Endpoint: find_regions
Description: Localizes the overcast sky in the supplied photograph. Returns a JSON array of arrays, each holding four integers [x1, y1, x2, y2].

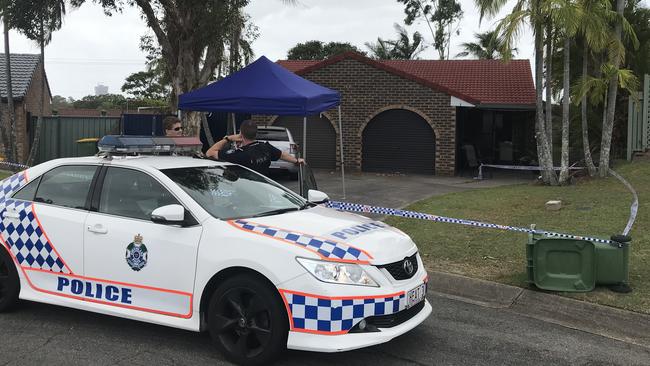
[[4, 0, 550, 98]]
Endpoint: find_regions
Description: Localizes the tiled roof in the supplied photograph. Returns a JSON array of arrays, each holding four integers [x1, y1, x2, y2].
[[277, 53, 535, 107], [0, 53, 43, 99]]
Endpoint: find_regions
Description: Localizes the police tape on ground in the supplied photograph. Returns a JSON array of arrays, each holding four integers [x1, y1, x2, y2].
[[324, 201, 628, 247]]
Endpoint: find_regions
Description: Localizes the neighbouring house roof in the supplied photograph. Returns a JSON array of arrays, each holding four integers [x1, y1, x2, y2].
[[0, 53, 51, 100], [277, 52, 536, 108], [55, 108, 161, 117], [55, 108, 123, 117]]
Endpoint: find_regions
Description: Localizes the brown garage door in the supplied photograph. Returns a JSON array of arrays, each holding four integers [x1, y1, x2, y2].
[[362, 109, 436, 174], [273, 115, 336, 169]]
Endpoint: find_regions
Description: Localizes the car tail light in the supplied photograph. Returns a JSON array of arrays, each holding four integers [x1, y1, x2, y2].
[[290, 143, 298, 154]]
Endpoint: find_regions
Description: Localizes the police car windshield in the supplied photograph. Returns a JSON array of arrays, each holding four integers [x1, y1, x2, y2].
[[162, 165, 306, 220]]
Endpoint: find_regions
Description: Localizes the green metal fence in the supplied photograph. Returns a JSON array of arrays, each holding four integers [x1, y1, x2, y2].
[[30, 116, 121, 164], [627, 74, 650, 161]]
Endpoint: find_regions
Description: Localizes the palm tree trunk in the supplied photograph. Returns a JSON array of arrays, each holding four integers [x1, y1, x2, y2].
[[535, 20, 558, 185], [26, 20, 44, 166], [545, 22, 553, 162], [598, 0, 624, 177], [581, 46, 597, 176], [2, 15, 16, 166], [559, 37, 571, 184]]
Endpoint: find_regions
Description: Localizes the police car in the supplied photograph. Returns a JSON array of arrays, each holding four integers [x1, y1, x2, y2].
[[0, 136, 431, 365]]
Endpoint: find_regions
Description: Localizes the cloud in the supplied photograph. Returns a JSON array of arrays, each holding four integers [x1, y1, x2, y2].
[[4, 0, 536, 99]]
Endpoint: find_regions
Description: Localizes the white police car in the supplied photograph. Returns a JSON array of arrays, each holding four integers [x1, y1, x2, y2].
[[0, 136, 431, 365]]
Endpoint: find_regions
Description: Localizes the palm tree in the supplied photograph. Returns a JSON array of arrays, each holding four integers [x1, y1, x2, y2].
[[574, 0, 616, 176], [456, 30, 514, 59], [477, 0, 558, 185], [574, 64, 639, 138], [392, 24, 427, 59], [553, 0, 582, 184], [366, 24, 427, 60], [567, 0, 637, 177], [599, 0, 629, 177]]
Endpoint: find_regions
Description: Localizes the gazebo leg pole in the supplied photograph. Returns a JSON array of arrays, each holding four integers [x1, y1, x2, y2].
[[338, 106, 346, 199], [303, 116, 307, 161]]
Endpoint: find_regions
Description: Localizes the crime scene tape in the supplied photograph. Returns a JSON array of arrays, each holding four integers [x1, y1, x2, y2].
[[477, 163, 585, 180], [324, 200, 628, 248], [0, 161, 30, 170]]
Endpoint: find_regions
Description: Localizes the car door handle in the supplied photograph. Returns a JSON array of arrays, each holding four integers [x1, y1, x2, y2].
[[3, 211, 20, 219], [87, 224, 108, 234]]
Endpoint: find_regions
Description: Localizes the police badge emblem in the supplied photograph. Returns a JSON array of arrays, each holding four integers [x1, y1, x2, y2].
[[125, 234, 148, 271]]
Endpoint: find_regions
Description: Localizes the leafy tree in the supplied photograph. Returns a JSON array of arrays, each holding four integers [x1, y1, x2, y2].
[[287, 41, 365, 60], [456, 30, 514, 59], [51, 95, 73, 110], [4, 0, 68, 165], [121, 36, 171, 101], [397, 0, 463, 59], [71, 93, 168, 111], [74, 0, 251, 135], [366, 24, 427, 60], [121, 70, 169, 100]]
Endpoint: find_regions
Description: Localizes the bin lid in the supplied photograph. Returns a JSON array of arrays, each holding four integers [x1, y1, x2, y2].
[[77, 138, 100, 143], [533, 239, 596, 292]]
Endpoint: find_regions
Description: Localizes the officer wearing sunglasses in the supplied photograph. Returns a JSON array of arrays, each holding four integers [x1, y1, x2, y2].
[[164, 116, 183, 136]]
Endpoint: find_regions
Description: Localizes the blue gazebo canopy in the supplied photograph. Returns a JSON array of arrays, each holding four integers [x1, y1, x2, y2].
[[178, 56, 340, 116]]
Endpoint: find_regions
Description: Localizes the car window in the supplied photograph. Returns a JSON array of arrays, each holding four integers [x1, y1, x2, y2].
[[257, 129, 289, 141], [99, 167, 180, 221], [12, 176, 41, 201], [162, 165, 306, 220], [33, 166, 97, 209]]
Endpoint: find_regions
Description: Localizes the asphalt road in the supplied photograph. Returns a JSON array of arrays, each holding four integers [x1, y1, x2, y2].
[[1, 293, 648, 366]]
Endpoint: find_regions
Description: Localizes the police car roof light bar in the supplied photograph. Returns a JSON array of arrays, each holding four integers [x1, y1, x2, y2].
[[98, 135, 202, 155]]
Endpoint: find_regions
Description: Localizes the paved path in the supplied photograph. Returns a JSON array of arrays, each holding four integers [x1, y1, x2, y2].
[[1, 292, 648, 365]]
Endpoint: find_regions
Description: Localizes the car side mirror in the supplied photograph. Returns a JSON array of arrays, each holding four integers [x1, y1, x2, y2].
[[151, 204, 185, 225], [308, 189, 329, 204]]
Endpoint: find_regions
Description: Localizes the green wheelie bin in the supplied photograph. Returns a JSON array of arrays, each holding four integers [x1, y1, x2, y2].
[[526, 233, 631, 292]]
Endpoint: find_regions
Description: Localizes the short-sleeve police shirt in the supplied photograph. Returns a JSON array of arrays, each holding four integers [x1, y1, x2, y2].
[[220, 141, 282, 176]]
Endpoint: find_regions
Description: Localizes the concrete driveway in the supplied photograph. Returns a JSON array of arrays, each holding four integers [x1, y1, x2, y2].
[[275, 169, 533, 209]]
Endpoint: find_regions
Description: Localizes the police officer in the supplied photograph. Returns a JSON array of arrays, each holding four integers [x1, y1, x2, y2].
[[206, 120, 304, 176]]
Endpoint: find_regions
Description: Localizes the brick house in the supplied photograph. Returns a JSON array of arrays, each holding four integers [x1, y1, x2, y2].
[[0, 53, 52, 161], [260, 52, 535, 176]]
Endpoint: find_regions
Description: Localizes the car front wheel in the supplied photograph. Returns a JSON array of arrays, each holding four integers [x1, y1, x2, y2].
[[0, 246, 20, 312], [208, 274, 288, 366]]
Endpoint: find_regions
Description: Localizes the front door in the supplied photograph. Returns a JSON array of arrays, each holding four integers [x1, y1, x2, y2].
[[83, 167, 202, 319]]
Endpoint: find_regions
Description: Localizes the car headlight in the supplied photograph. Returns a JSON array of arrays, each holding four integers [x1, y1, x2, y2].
[[296, 258, 379, 287]]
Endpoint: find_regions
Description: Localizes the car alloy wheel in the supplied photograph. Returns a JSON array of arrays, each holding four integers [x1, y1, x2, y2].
[[208, 274, 288, 366]]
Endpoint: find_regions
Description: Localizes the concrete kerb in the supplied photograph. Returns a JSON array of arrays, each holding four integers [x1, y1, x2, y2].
[[428, 270, 650, 349]]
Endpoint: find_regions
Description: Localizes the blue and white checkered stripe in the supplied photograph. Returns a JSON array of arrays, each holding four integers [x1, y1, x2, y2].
[[0, 171, 27, 204], [281, 290, 405, 334], [0, 172, 71, 274], [231, 219, 372, 263], [324, 201, 619, 246]]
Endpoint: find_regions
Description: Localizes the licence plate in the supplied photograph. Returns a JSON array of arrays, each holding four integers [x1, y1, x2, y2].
[[406, 283, 426, 308]]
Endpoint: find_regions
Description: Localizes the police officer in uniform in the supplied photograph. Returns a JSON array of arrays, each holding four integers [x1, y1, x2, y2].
[[206, 120, 304, 176]]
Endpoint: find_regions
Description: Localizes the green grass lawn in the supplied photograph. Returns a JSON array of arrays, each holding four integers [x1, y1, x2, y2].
[[387, 160, 650, 314]]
